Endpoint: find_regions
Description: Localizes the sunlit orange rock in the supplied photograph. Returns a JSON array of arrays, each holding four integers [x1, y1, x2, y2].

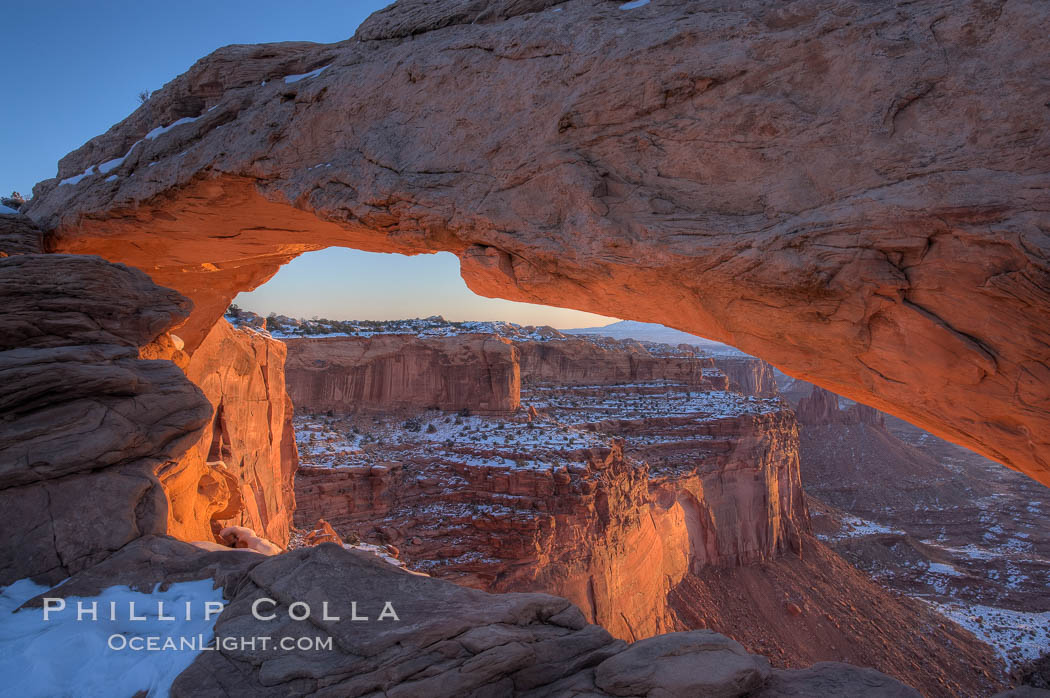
[[26, 0, 1048, 486], [163, 319, 297, 546]]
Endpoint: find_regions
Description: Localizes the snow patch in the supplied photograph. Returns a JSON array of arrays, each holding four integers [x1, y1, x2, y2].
[[0, 578, 225, 697], [59, 167, 95, 186], [145, 116, 200, 141], [922, 600, 1050, 667], [619, 0, 650, 8], [0, 204, 18, 214], [284, 64, 330, 84]]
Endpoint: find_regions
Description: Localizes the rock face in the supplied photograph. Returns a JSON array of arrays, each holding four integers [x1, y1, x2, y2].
[[289, 338, 807, 642], [284, 334, 520, 413], [295, 438, 691, 641], [13, 536, 919, 698], [713, 356, 781, 398], [25, 0, 1050, 487], [515, 335, 727, 389], [0, 215, 212, 585], [164, 319, 297, 547], [597, 408, 808, 570], [797, 385, 884, 427]]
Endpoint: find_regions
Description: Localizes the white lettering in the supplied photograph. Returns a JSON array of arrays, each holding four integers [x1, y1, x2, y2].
[[252, 597, 277, 621], [378, 602, 399, 621], [42, 598, 65, 621], [321, 601, 339, 621], [288, 601, 310, 621], [204, 601, 225, 620], [76, 601, 97, 621]]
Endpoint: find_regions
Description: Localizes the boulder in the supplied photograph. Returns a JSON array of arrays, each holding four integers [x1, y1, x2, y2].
[[594, 630, 771, 697], [0, 252, 210, 585]]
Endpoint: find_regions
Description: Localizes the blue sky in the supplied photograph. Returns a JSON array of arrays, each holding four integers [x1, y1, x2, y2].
[[1, 0, 616, 328]]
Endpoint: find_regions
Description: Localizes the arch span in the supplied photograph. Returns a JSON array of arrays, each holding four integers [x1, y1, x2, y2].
[[28, 0, 1050, 485]]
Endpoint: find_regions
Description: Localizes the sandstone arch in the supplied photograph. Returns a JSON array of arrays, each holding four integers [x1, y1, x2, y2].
[[27, 0, 1050, 486]]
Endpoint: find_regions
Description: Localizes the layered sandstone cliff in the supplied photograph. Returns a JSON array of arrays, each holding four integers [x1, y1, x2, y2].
[[295, 434, 688, 641], [291, 363, 807, 642], [163, 318, 297, 547], [0, 214, 211, 585], [515, 335, 726, 389], [285, 334, 520, 413], [714, 356, 781, 398]]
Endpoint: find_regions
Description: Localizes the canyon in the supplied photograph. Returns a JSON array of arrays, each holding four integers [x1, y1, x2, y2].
[[282, 316, 1004, 696], [1, 0, 1047, 695], [788, 381, 1050, 671]]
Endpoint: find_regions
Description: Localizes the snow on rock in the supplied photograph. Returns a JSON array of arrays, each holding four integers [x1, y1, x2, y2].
[[619, 0, 650, 8], [343, 542, 428, 576], [817, 513, 903, 542], [59, 167, 96, 187], [922, 600, 1050, 667], [0, 577, 225, 697], [0, 204, 19, 214], [144, 116, 200, 141], [284, 64, 330, 83]]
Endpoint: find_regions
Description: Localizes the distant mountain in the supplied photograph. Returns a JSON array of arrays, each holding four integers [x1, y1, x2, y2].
[[562, 320, 745, 355]]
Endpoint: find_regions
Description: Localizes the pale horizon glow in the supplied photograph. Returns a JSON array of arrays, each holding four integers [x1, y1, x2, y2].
[[234, 249, 621, 329]]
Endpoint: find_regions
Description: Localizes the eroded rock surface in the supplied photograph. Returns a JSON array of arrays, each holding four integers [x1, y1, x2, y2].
[[164, 318, 297, 547], [0, 218, 211, 585], [26, 0, 1050, 486], [161, 542, 924, 698], [285, 334, 521, 414]]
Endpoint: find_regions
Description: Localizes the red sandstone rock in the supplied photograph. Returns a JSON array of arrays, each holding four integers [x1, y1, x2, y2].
[[292, 367, 806, 641], [164, 319, 296, 546], [302, 518, 345, 546], [24, 0, 1050, 486], [796, 385, 884, 427], [516, 336, 726, 388], [713, 356, 781, 398], [285, 334, 521, 414], [218, 525, 282, 555]]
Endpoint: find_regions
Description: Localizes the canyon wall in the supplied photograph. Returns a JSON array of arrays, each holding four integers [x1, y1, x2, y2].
[[284, 334, 520, 414], [515, 336, 726, 388], [291, 361, 807, 641], [796, 385, 884, 427], [163, 319, 297, 547], [296, 442, 691, 641], [619, 409, 807, 569], [713, 356, 781, 398]]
